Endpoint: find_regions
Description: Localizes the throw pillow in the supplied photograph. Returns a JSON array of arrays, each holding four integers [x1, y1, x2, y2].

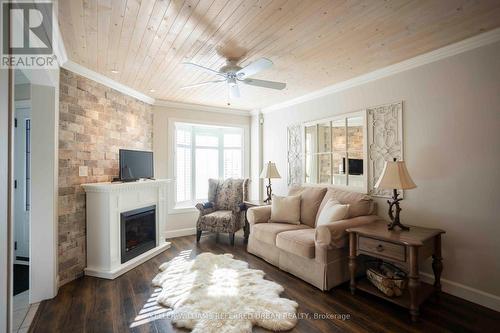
[[288, 186, 327, 227], [270, 195, 301, 224], [316, 199, 350, 226]]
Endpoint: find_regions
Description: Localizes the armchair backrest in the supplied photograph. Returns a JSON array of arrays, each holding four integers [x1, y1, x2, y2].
[[208, 178, 249, 210]]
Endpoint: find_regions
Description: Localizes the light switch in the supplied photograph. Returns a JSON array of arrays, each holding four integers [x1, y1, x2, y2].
[[79, 166, 88, 177]]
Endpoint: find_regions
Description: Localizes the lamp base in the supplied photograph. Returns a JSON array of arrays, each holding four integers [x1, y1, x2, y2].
[[387, 220, 410, 231], [264, 178, 272, 203], [386, 189, 410, 231]]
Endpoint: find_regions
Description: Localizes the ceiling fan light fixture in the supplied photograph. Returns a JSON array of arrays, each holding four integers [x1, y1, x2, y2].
[[181, 57, 286, 97]]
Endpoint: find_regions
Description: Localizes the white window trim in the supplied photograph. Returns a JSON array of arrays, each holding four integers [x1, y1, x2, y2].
[[167, 118, 250, 214]]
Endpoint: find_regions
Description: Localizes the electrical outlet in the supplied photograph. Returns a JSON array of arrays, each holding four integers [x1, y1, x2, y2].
[[79, 166, 88, 177]]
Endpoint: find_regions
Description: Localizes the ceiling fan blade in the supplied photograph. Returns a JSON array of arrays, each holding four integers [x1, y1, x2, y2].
[[182, 62, 224, 76], [229, 84, 240, 98], [242, 78, 286, 90], [236, 58, 273, 78], [180, 79, 225, 89]]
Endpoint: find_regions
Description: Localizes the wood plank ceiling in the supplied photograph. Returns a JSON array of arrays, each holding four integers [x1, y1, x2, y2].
[[59, 0, 500, 110]]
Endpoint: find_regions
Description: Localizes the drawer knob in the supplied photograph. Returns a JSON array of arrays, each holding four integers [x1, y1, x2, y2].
[[376, 244, 384, 252]]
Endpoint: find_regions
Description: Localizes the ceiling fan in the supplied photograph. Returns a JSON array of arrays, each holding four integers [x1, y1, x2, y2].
[[180, 58, 286, 98]]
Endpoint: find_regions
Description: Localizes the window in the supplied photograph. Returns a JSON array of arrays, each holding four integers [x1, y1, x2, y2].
[[304, 111, 366, 192], [175, 122, 244, 207]]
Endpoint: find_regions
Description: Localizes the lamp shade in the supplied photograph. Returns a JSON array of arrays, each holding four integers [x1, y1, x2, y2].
[[375, 160, 416, 190], [260, 161, 281, 179]]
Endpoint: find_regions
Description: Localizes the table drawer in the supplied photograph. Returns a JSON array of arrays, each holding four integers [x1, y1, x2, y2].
[[358, 236, 406, 261]]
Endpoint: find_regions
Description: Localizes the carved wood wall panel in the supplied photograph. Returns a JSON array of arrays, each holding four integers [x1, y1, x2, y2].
[[287, 124, 303, 186], [367, 102, 404, 198]]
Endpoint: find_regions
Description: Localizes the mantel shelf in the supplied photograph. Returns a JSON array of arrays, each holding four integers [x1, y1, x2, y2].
[[82, 179, 172, 193]]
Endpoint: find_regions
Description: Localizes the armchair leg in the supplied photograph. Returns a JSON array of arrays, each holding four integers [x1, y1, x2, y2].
[[229, 232, 235, 246], [196, 229, 202, 243]]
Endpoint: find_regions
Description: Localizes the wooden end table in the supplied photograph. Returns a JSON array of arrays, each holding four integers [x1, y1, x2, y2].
[[346, 221, 445, 322], [243, 200, 269, 243]]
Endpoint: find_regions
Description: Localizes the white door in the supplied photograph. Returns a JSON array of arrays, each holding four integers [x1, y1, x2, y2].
[[14, 107, 31, 260]]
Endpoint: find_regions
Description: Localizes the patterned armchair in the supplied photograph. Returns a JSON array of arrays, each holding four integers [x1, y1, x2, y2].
[[195, 178, 250, 245]]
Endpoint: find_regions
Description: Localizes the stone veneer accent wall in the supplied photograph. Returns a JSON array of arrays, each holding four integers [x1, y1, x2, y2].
[[58, 68, 153, 285]]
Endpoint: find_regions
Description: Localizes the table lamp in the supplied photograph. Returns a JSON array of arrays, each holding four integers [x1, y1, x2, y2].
[[375, 158, 416, 231], [260, 161, 281, 203]]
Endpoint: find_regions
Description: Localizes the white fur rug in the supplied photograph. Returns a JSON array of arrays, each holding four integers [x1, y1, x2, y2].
[[152, 252, 298, 333]]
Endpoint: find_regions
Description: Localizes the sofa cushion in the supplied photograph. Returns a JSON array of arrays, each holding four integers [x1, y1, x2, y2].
[[252, 222, 310, 245], [317, 187, 374, 223], [276, 229, 316, 259], [198, 210, 237, 233], [270, 195, 301, 224], [288, 186, 327, 227], [204, 210, 232, 220]]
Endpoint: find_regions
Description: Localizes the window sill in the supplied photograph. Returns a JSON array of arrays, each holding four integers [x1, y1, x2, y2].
[[169, 205, 197, 215]]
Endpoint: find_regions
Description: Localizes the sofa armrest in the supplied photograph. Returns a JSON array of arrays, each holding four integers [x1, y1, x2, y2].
[[315, 215, 381, 249], [246, 206, 271, 225]]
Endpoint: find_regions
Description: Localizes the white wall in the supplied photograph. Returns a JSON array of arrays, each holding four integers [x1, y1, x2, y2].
[[250, 112, 263, 201], [153, 106, 251, 237], [261, 41, 500, 310], [30, 82, 59, 302], [14, 83, 30, 101]]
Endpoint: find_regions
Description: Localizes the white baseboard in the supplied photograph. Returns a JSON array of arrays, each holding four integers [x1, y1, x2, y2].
[[165, 228, 197, 239], [420, 272, 500, 312]]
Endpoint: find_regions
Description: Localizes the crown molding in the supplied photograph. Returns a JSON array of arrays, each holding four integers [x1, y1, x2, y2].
[[250, 109, 262, 116], [61, 60, 155, 105], [262, 28, 500, 114], [154, 99, 251, 116]]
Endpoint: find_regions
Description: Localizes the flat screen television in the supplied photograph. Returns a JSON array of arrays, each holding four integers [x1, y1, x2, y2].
[[119, 149, 154, 181], [342, 158, 363, 175]]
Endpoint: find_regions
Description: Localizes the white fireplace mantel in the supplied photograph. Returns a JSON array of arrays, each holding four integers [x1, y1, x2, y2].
[[82, 179, 172, 279]]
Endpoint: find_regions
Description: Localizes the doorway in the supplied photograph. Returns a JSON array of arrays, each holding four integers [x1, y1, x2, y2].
[[2, 66, 59, 332], [13, 106, 30, 294]]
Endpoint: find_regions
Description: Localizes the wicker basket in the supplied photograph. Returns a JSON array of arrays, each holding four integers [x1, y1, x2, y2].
[[366, 261, 407, 297]]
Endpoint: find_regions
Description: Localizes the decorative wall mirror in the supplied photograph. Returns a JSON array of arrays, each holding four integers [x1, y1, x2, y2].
[[287, 101, 403, 197], [303, 110, 367, 192]]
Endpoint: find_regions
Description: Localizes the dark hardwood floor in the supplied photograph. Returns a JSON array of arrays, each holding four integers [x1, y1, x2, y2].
[[30, 233, 500, 333]]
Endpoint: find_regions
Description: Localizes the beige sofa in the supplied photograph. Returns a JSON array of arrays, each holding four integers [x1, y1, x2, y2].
[[246, 185, 381, 291]]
